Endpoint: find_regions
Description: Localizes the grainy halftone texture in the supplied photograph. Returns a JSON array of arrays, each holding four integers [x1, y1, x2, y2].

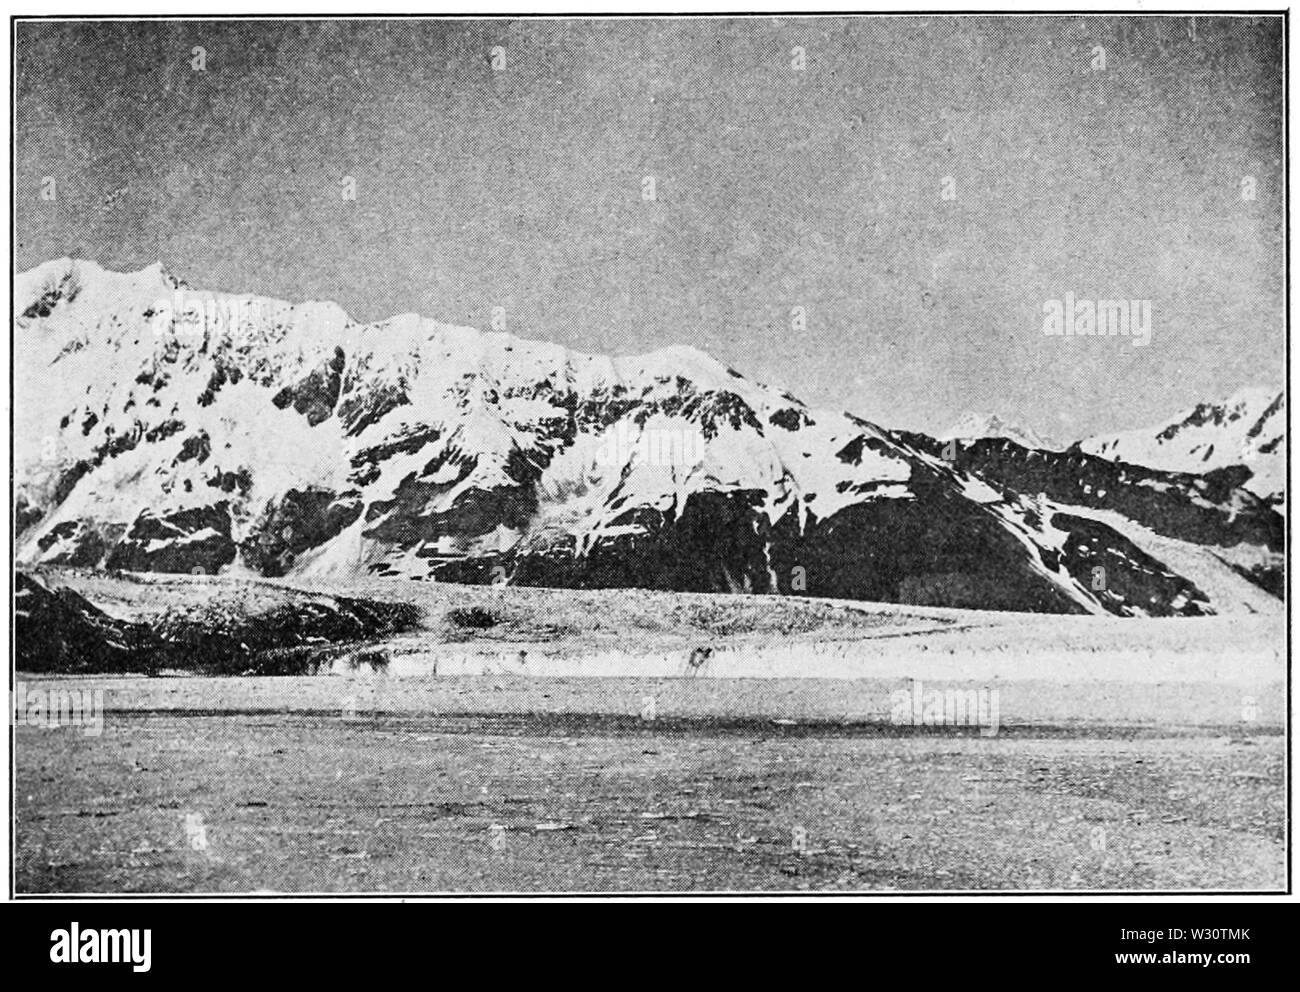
[[11, 16, 1286, 896]]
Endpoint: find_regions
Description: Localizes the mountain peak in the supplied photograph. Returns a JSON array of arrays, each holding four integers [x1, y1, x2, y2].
[[938, 411, 1061, 451]]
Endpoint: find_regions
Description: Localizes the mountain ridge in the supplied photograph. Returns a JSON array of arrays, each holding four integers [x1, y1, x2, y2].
[[938, 411, 1063, 452], [14, 259, 1285, 618], [1079, 386, 1285, 510]]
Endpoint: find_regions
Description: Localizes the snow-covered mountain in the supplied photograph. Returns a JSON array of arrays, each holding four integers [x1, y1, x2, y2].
[[14, 259, 1284, 617], [939, 412, 1063, 452], [1080, 387, 1285, 510]]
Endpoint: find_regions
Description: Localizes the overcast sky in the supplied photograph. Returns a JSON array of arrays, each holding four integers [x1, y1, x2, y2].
[[15, 16, 1284, 437]]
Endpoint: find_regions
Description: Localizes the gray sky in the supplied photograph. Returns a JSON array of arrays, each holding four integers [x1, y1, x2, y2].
[[15, 15, 1285, 437]]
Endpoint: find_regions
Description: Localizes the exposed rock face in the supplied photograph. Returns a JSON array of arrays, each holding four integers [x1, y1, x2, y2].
[[14, 571, 152, 673], [241, 488, 363, 577], [14, 571, 420, 675], [14, 259, 1285, 617], [897, 433, 1282, 551], [105, 503, 237, 575]]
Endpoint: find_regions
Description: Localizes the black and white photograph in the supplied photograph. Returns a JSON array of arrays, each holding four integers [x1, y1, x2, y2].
[[6, 8, 1289, 900]]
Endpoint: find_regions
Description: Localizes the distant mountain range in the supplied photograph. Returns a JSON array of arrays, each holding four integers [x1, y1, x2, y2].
[[939, 412, 1064, 453], [13, 259, 1285, 617]]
